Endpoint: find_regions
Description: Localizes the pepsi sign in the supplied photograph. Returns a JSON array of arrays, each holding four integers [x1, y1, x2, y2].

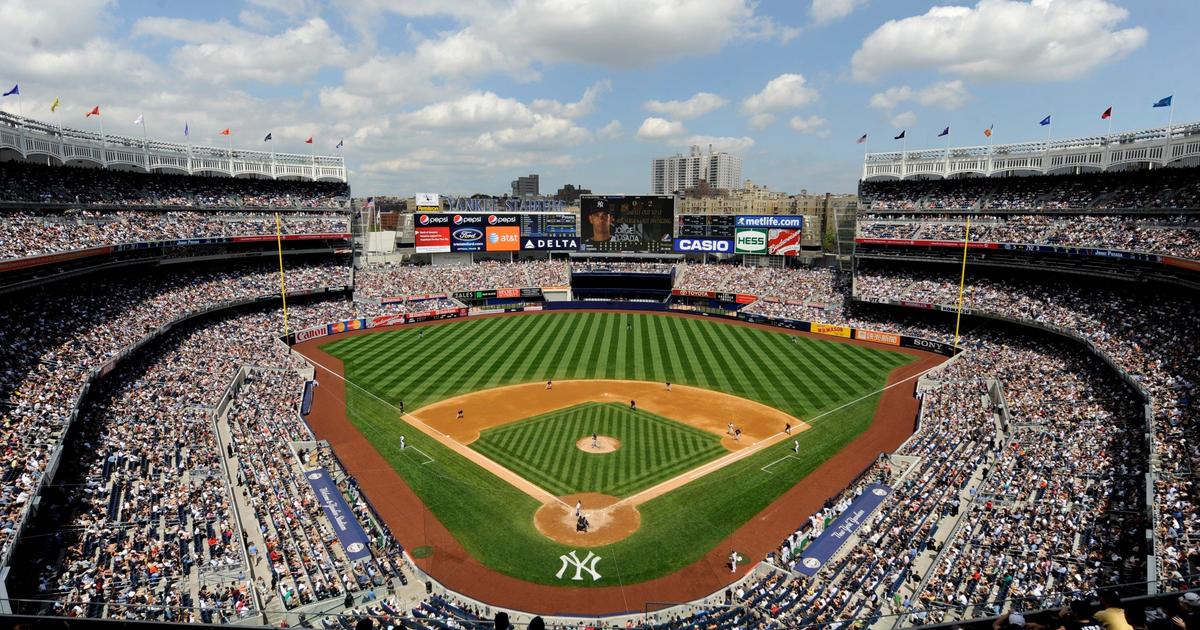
[[452, 214, 485, 226], [417, 213, 451, 226], [673, 238, 733, 253], [486, 213, 520, 226]]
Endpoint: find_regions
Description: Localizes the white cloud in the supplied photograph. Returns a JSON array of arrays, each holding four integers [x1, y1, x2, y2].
[[532, 80, 611, 119], [890, 111, 917, 129], [741, 73, 819, 116], [401, 92, 537, 129], [598, 120, 623, 139], [788, 115, 830, 137], [134, 17, 351, 84], [869, 80, 970, 111], [851, 0, 1147, 81], [644, 92, 728, 120], [636, 117, 687, 140], [748, 113, 776, 131], [680, 135, 756, 154], [810, 0, 868, 25]]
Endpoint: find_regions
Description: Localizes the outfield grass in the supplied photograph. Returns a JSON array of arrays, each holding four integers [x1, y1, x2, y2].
[[471, 402, 727, 497], [324, 312, 915, 586]]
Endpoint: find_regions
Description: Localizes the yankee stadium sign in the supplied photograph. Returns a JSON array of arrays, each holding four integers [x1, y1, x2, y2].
[[443, 196, 568, 213]]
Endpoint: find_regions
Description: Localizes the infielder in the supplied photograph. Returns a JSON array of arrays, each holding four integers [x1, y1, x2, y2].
[[399, 435, 406, 450]]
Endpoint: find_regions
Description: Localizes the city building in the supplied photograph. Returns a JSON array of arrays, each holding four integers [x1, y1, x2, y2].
[[553, 184, 591, 204], [511, 174, 539, 198], [651, 145, 742, 195]]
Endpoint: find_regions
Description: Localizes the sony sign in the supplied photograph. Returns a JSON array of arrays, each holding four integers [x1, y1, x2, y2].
[[673, 238, 733, 253]]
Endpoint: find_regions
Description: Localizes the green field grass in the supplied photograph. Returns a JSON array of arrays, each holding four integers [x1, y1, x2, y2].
[[471, 402, 727, 497], [323, 312, 915, 586]]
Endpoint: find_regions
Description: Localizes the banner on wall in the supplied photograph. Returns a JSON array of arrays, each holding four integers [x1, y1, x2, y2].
[[304, 468, 373, 562], [811, 322, 852, 338], [794, 484, 891, 576]]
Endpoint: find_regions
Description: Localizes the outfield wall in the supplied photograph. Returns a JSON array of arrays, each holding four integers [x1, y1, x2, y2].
[[285, 299, 960, 357]]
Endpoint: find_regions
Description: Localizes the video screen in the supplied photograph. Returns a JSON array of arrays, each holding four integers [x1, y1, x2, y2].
[[579, 195, 674, 253]]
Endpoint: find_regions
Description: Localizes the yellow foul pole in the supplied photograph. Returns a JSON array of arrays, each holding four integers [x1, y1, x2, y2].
[[952, 216, 971, 352], [275, 212, 290, 337]]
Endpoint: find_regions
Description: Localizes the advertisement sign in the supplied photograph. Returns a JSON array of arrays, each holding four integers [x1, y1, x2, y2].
[[520, 287, 543, 298], [811, 322, 852, 338], [901, 336, 956, 356], [451, 226, 485, 252], [370, 314, 407, 328], [794, 484, 891, 576], [305, 468, 373, 562], [295, 326, 330, 343], [673, 237, 734, 253], [673, 289, 717, 299], [415, 214, 452, 253], [855, 329, 901, 346], [855, 238, 999, 249], [734, 228, 768, 254], [579, 195, 675, 253], [520, 213, 577, 238], [486, 226, 521, 251], [496, 288, 521, 299], [415, 193, 440, 211], [522, 236, 580, 251], [735, 215, 804, 230], [767, 229, 802, 256], [329, 319, 366, 334]]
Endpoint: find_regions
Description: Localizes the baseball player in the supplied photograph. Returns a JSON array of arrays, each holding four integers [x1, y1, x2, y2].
[[793, 440, 800, 454], [727, 422, 734, 436], [456, 409, 464, 420], [734, 428, 741, 441], [784, 422, 792, 435], [730, 550, 738, 573], [399, 435, 406, 450], [575, 500, 582, 518], [665, 381, 671, 392], [630, 400, 636, 411], [592, 432, 599, 449], [546, 380, 553, 390]]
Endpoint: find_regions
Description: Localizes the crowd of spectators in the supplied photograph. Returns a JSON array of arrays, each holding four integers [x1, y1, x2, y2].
[[673, 263, 843, 321], [860, 166, 1200, 211], [354, 261, 569, 299], [0, 161, 349, 209], [0, 259, 349, 575], [570, 261, 674, 273], [856, 213, 1200, 259], [854, 263, 1199, 595], [0, 210, 349, 259]]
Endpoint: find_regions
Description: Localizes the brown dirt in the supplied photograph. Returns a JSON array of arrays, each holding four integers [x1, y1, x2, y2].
[[414, 379, 804, 451], [576, 436, 620, 454], [294, 309, 945, 616], [534, 493, 640, 548]]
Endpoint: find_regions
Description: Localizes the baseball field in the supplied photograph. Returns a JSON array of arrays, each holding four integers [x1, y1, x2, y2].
[[305, 311, 920, 593]]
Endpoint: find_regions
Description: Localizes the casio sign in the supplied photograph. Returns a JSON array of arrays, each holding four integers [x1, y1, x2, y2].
[[454, 228, 482, 241], [675, 238, 732, 253]]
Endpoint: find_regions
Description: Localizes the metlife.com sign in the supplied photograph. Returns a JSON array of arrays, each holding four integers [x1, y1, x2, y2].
[[734, 215, 804, 230]]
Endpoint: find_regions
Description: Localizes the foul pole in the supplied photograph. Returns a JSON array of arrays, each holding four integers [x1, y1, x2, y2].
[[952, 216, 972, 352], [275, 213, 290, 337]]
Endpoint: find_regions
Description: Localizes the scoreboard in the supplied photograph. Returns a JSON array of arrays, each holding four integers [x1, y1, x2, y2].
[[520, 213, 577, 238], [680, 214, 735, 238]]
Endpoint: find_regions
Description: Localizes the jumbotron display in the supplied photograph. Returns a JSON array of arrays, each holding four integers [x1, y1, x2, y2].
[[579, 195, 675, 253]]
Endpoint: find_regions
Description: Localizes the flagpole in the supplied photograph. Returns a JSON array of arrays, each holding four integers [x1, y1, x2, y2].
[[275, 212, 290, 337], [55, 106, 64, 167], [1167, 101, 1175, 139], [98, 114, 107, 167]]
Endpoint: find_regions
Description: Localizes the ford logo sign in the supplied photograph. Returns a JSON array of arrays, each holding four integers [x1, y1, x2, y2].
[[454, 228, 482, 241]]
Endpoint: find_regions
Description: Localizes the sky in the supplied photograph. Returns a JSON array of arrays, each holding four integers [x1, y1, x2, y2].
[[0, 0, 1195, 197]]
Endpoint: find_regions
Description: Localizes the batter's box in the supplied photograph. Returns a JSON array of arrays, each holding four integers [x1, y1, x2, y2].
[[404, 446, 435, 466], [761, 455, 803, 475]]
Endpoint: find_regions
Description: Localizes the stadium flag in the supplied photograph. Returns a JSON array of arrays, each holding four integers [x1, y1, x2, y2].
[[1039, 115, 1051, 126], [264, 132, 272, 142], [1101, 106, 1112, 120], [50, 96, 60, 112], [937, 126, 949, 137], [2, 84, 17, 97], [1153, 95, 1173, 108], [184, 122, 189, 137], [893, 130, 905, 140], [86, 106, 100, 117], [983, 124, 993, 137], [336, 139, 344, 149], [856, 133, 867, 144], [305, 136, 313, 144], [133, 114, 143, 125], [219, 128, 231, 136]]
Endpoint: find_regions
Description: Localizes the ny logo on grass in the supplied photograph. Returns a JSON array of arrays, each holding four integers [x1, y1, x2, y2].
[[556, 550, 602, 581]]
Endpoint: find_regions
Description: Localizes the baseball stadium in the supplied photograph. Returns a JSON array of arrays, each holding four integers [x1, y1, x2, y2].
[[0, 2, 1198, 629]]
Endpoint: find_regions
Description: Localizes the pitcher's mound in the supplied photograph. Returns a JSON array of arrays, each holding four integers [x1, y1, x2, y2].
[[534, 492, 641, 546], [576, 435, 620, 453]]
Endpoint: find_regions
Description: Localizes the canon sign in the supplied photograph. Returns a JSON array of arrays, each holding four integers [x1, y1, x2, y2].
[[673, 238, 733, 253]]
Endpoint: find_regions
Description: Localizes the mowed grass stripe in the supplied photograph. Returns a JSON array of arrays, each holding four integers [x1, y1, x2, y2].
[[471, 402, 726, 497]]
